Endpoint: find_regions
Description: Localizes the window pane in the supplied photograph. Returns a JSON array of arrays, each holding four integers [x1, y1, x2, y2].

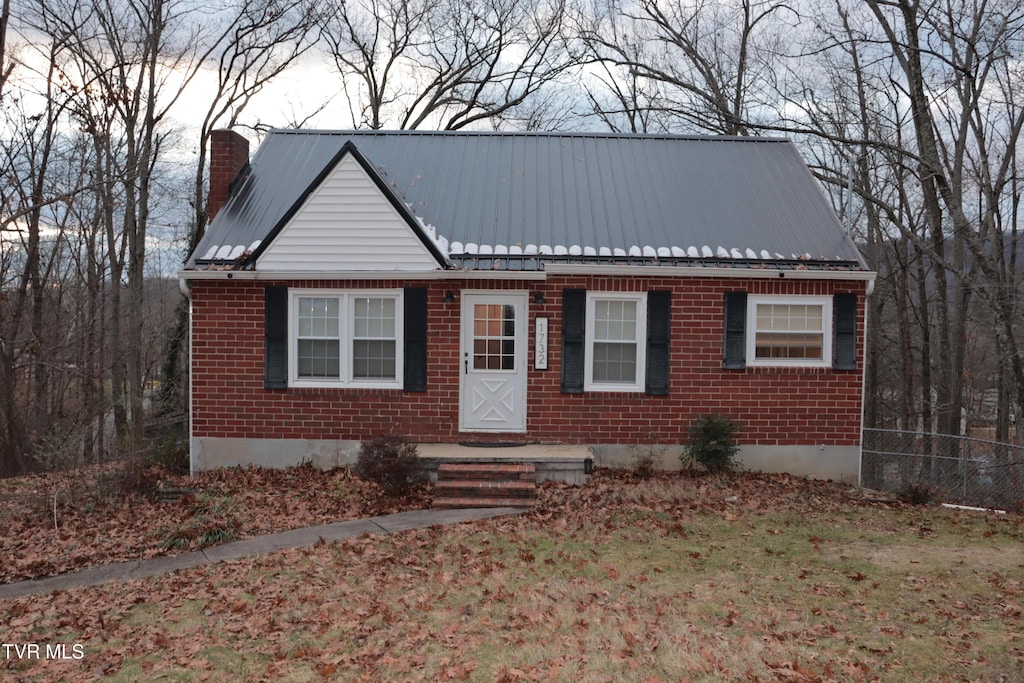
[[592, 342, 637, 383], [298, 339, 340, 378], [754, 302, 824, 360], [354, 297, 396, 339], [298, 297, 338, 337], [594, 300, 637, 341], [353, 339, 396, 379]]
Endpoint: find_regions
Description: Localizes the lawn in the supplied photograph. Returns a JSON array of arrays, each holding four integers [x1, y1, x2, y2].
[[2, 468, 1022, 682], [0, 462, 429, 583]]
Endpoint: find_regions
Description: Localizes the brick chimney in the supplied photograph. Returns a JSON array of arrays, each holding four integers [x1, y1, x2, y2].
[[208, 129, 250, 223]]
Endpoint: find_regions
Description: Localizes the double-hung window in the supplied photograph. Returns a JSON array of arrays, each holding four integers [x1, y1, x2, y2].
[[297, 297, 342, 379], [291, 290, 403, 387], [584, 292, 647, 391], [746, 295, 832, 367]]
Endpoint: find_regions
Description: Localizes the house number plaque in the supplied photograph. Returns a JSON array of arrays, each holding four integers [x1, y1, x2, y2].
[[535, 317, 548, 370]]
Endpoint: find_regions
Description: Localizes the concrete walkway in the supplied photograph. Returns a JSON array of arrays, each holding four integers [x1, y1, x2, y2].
[[0, 507, 527, 600]]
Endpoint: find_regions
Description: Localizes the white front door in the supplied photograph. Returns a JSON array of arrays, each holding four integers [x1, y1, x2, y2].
[[460, 292, 528, 432]]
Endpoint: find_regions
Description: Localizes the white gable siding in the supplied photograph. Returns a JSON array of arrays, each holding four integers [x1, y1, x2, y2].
[[256, 154, 440, 271]]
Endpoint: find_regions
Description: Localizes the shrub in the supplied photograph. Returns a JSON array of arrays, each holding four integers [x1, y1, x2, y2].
[[899, 481, 936, 505], [161, 493, 240, 550], [682, 414, 741, 474], [163, 523, 238, 550], [150, 438, 189, 476], [354, 434, 427, 496]]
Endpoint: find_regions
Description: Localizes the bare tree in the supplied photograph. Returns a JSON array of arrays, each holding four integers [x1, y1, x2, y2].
[[33, 0, 179, 448], [857, 0, 1024, 442], [320, 0, 578, 130], [575, 0, 794, 135], [0, 25, 82, 474], [189, 0, 319, 242], [0, 0, 13, 95], [0, 0, 321, 474], [160, 0, 319, 415], [777, 0, 1024, 448]]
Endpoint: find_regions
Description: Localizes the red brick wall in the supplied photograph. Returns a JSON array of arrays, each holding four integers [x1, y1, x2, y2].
[[190, 274, 866, 447]]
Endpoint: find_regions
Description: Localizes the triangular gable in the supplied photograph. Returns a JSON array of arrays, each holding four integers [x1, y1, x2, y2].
[[254, 141, 448, 271]]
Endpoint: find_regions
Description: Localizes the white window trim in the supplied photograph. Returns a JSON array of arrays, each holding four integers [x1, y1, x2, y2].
[[746, 295, 832, 368], [288, 289, 404, 388], [584, 291, 647, 392]]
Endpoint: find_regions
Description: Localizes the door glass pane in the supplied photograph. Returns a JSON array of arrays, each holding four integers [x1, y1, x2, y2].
[[473, 302, 515, 370]]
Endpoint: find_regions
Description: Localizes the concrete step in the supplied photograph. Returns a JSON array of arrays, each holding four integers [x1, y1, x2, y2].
[[435, 479, 537, 498], [417, 444, 592, 486], [433, 496, 537, 509]]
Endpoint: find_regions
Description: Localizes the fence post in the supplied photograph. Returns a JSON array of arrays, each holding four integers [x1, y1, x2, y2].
[[962, 436, 968, 502]]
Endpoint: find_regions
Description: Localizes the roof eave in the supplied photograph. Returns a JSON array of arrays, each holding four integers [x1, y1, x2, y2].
[[177, 268, 546, 282], [543, 263, 876, 290], [179, 262, 876, 288]]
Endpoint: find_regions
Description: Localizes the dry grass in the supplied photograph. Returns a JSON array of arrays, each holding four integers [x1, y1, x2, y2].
[[0, 462, 430, 582], [2, 471, 1022, 682]]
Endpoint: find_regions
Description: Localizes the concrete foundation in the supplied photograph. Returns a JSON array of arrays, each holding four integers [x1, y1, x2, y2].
[[192, 437, 859, 485], [589, 443, 861, 484], [191, 437, 361, 472]]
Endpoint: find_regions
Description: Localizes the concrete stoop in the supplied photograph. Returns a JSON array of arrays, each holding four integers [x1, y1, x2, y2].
[[433, 463, 538, 509], [417, 443, 593, 486]]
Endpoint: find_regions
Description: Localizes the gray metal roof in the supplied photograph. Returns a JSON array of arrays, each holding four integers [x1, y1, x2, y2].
[[188, 130, 866, 270]]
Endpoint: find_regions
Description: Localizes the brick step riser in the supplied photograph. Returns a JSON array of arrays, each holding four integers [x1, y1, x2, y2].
[[435, 479, 536, 490], [435, 487, 536, 500], [437, 462, 535, 470], [437, 471, 536, 483], [433, 497, 536, 509], [436, 485, 536, 497], [433, 463, 538, 509], [437, 463, 534, 474]]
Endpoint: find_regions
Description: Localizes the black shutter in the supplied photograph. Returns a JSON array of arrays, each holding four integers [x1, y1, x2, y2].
[[561, 289, 586, 393], [403, 287, 428, 391], [264, 285, 288, 389], [645, 291, 671, 395], [722, 291, 747, 370], [833, 293, 857, 370]]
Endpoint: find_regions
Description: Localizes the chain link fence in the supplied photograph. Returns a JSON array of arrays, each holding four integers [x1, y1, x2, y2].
[[861, 429, 1023, 510]]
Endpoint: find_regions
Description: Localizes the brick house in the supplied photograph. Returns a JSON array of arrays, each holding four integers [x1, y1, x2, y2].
[[180, 130, 874, 482]]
